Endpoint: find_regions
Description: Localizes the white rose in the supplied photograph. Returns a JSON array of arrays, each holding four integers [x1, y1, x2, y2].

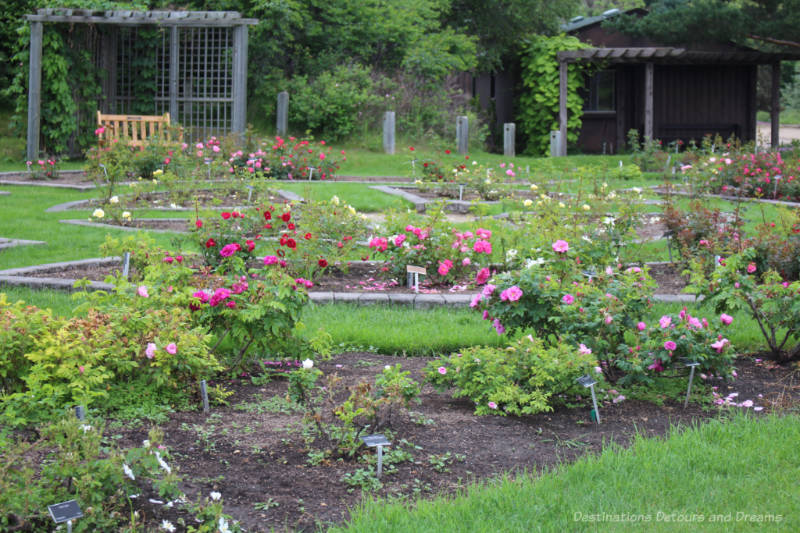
[[302, 359, 314, 369], [109, 195, 119, 204], [92, 208, 105, 218]]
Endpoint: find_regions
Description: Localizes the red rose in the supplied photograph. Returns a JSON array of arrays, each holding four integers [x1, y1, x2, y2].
[[195, 219, 202, 228], [205, 238, 216, 248], [246, 240, 255, 252], [318, 258, 328, 268], [264, 223, 272, 229], [287, 223, 295, 230], [409, 146, 415, 151], [264, 211, 272, 220], [221, 212, 231, 220], [281, 213, 291, 222], [445, 149, 451, 154], [305, 232, 312, 240], [287, 238, 297, 249]]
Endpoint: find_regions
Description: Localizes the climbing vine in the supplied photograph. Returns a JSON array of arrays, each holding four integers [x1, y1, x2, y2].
[[4, 0, 148, 157], [518, 34, 593, 156]]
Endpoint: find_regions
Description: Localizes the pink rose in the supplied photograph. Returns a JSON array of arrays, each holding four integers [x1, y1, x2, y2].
[[562, 293, 574, 304], [637, 321, 646, 331], [145, 343, 157, 359], [720, 313, 733, 325], [138, 285, 149, 298], [664, 340, 677, 351], [552, 240, 569, 253], [165, 343, 177, 355], [475, 268, 490, 285]]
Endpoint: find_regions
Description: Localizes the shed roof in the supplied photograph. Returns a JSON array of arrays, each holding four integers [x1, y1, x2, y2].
[[25, 8, 257, 26], [557, 46, 800, 64]]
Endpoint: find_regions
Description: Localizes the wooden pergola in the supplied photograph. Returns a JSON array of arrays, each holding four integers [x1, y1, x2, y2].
[[553, 46, 800, 156], [25, 8, 257, 159]]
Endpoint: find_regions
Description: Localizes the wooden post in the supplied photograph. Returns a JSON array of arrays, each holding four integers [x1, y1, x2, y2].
[[644, 62, 654, 140], [26, 21, 43, 161], [558, 60, 568, 156], [276, 91, 289, 136], [383, 111, 395, 154], [231, 24, 248, 134], [771, 61, 781, 148], [456, 115, 469, 154], [503, 123, 515, 157], [169, 26, 179, 121]]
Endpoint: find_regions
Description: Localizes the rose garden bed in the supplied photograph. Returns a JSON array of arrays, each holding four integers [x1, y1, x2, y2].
[[106, 351, 794, 532]]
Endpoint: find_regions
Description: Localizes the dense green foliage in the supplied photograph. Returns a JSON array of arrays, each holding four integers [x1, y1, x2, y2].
[[518, 34, 591, 155]]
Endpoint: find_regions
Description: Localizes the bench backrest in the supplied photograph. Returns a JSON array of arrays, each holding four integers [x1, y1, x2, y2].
[[96, 111, 172, 146]]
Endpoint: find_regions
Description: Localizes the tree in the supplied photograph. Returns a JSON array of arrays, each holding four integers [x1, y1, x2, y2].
[[610, 0, 800, 51], [445, 0, 581, 72]]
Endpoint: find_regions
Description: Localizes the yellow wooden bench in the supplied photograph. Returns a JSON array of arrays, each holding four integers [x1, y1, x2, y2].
[[96, 111, 173, 146]]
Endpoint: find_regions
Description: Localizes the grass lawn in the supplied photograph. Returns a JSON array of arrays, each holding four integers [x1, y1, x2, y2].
[[335, 413, 800, 533]]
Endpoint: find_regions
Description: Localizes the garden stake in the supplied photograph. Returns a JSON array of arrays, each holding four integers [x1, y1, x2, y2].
[[74, 405, 85, 421], [590, 384, 600, 424], [200, 380, 210, 413], [360, 434, 391, 479], [458, 184, 464, 201], [684, 361, 700, 409], [247, 185, 254, 203], [576, 375, 600, 424], [122, 252, 130, 279], [308, 167, 315, 181]]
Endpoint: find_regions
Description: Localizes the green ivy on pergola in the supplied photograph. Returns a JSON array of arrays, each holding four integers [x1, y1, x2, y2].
[[25, 8, 257, 159]]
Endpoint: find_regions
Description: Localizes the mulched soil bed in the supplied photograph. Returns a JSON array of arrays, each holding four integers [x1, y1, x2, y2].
[[0, 171, 93, 186], [109, 352, 798, 532]]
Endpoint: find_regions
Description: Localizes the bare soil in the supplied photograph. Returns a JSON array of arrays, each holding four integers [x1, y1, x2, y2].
[[0, 170, 93, 185], [110, 353, 798, 532]]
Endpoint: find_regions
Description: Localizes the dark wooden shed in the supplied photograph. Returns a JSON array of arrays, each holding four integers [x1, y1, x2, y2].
[[555, 10, 800, 155]]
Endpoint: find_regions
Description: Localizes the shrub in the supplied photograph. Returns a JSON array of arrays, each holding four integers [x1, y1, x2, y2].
[[0, 295, 58, 395], [287, 64, 382, 141], [426, 336, 597, 416], [691, 248, 800, 362], [369, 206, 495, 285]]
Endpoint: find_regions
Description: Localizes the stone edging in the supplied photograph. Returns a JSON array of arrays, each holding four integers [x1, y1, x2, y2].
[[59, 218, 190, 234], [0, 237, 46, 250], [371, 185, 500, 214], [46, 189, 303, 213], [0, 257, 119, 292], [650, 186, 800, 207], [0, 258, 700, 303]]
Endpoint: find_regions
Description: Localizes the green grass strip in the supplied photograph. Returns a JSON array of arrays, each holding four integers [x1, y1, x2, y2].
[[302, 303, 503, 355], [334, 413, 800, 533]]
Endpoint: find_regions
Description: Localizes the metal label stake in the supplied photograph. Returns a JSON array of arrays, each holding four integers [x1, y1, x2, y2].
[[577, 375, 600, 424], [406, 265, 426, 293], [308, 167, 315, 181], [247, 185, 254, 203], [75, 405, 86, 421], [683, 360, 701, 409], [48, 500, 82, 533], [200, 380, 210, 413], [122, 252, 130, 279], [459, 184, 464, 201], [360, 434, 391, 478]]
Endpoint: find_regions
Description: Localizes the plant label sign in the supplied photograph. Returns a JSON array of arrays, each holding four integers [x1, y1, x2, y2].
[[406, 265, 426, 293], [361, 434, 391, 478], [361, 434, 391, 447], [48, 500, 82, 523], [682, 360, 700, 409], [576, 374, 600, 424]]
